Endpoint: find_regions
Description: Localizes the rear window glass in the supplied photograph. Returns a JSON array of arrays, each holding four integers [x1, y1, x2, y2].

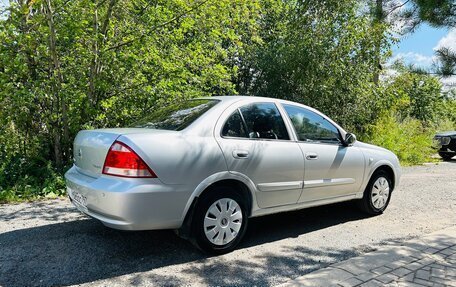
[[239, 103, 290, 140], [133, 99, 219, 130], [222, 110, 248, 138]]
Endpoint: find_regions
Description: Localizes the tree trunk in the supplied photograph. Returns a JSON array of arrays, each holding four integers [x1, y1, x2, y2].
[[373, 0, 383, 85], [87, 0, 116, 107], [44, 0, 68, 168], [88, 2, 99, 106]]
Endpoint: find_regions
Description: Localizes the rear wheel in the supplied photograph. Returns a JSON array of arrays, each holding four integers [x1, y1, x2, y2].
[[191, 186, 248, 254], [357, 170, 392, 215]]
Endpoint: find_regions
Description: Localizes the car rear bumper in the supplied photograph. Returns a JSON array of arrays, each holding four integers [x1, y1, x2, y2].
[[64, 166, 190, 230]]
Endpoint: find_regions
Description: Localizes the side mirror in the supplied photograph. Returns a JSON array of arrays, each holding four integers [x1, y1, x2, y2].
[[344, 133, 356, 146]]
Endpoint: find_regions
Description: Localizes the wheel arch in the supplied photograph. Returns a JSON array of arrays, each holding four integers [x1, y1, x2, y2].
[[357, 160, 399, 199], [372, 164, 396, 190], [199, 179, 253, 215], [176, 172, 256, 239]]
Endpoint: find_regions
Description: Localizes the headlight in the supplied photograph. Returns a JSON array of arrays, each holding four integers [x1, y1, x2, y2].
[[441, 137, 451, 145]]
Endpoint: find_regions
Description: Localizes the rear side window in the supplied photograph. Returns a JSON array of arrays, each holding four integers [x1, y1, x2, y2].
[[239, 103, 290, 140], [283, 104, 340, 143], [222, 110, 248, 138], [133, 99, 219, 131]]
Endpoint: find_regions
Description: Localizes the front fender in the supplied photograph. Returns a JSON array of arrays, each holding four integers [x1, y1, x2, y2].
[[357, 159, 401, 198]]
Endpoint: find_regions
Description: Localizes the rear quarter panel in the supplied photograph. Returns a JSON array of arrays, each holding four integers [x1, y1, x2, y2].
[[118, 132, 228, 186]]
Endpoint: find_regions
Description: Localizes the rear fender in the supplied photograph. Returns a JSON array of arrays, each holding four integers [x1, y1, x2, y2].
[[180, 171, 258, 222]]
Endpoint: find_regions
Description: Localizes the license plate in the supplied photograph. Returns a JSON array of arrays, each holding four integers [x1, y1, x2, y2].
[[68, 187, 88, 212]]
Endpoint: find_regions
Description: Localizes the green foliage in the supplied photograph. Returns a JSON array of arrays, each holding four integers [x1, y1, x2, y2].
[[441, 94, 456, 125], [0, 156, 66, 203], [366, 108, 456, 167], [0, 0, 262, 201], [380, 70, 444, 124], [0, 0, 455, 202], [399, 0, 456, 77], [235, 0, 392, 133], [365, 69, 455, 166], [411, 0, 455, 28], [366, 114, 434, 166]]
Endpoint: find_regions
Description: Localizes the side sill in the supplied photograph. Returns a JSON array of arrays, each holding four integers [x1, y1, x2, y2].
[[250, 193, 358, 218]]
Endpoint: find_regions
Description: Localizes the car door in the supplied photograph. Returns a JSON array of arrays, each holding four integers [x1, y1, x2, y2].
[[281, 104, 365, 202], [215, 101, 304, 208]]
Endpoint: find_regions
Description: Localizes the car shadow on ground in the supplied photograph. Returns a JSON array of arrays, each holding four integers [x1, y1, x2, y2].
[[444, 158, 456, 163], [0, 201, 372, 286]]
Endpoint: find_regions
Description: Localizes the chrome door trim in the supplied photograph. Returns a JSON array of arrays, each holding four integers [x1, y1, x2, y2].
[[257, 181, 304, 192], [304, 178, 356, 188]]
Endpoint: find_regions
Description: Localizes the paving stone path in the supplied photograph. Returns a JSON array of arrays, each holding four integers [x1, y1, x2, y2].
[[281, 226, 456, 287]]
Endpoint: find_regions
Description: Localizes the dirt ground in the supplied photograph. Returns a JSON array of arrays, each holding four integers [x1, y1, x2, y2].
[[0, 161, 455, 286]]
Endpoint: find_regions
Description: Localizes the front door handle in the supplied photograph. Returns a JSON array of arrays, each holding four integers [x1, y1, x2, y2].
[[306, 152, 318, 160], [233, 150, 249, 159]]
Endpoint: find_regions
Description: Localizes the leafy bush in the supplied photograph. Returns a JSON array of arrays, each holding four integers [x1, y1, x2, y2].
[[380, 70, 444, 124], [365, 113, 435, 166], [0, 156, 66, 203], [0, 0, 455, 203]]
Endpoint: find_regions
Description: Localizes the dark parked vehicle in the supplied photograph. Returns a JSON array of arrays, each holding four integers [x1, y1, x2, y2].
[[434, 131, 456, 160]]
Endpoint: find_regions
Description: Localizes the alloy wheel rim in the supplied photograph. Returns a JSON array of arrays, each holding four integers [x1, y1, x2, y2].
[[371, 177, 390, 209], [203, 198, 243, 246]]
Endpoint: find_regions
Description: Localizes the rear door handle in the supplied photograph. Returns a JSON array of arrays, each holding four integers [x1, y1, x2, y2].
[[233, 150, 249, 159], [306, 152, 318, 160]]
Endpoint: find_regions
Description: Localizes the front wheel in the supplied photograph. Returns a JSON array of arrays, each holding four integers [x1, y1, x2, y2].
[[191, 187, 248, 254], [357, 170, 393, 215], [439, 152, 454, 161]]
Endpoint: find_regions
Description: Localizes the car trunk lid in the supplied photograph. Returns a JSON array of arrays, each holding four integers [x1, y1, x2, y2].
[[73, 128, 158, 178]]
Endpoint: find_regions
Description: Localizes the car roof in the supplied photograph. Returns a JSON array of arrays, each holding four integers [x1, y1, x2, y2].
[[204, 95, 302, 106], [436, 131, 456, 136], [209, 95, 273, 102]]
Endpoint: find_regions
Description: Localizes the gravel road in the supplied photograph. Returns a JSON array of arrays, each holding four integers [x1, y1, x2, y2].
[[1, 161, 455, 287]]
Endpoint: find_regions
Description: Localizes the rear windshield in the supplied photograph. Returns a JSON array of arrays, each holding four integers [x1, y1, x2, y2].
[[132, 99, 219, 131]]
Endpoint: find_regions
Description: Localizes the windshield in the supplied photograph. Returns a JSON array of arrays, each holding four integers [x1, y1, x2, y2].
[[132, 99, 219, 131]]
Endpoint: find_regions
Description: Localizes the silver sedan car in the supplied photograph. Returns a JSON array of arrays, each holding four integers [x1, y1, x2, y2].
[[65, 96, 401, 253]]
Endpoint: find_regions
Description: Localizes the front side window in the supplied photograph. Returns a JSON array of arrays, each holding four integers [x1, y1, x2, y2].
[[133, 99, 219, 131], [239, 103, 290, 140], [283, 104, 340, 143]]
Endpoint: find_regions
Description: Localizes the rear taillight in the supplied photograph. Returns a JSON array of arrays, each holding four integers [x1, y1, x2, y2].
[[102, 141, 157, 178]]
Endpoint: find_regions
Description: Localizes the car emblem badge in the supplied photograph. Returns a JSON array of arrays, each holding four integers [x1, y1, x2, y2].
[[78, 148, 83, 158]]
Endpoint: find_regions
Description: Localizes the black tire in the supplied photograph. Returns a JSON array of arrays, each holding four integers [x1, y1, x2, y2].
[[357, 170, 393, 215], [439, 153, 454, 161], [191, 186, 248, 254]]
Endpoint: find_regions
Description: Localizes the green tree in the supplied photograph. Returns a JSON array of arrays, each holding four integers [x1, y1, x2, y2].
[[236, 0, 390, 132], [401, 0, 456, 77], [382, 70, 443, 123], [0, 0, 262, 197]]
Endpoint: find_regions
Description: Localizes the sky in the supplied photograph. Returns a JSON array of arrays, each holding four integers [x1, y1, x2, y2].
[[389, 24, 456, 88], [391, 24, 455, 69]]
